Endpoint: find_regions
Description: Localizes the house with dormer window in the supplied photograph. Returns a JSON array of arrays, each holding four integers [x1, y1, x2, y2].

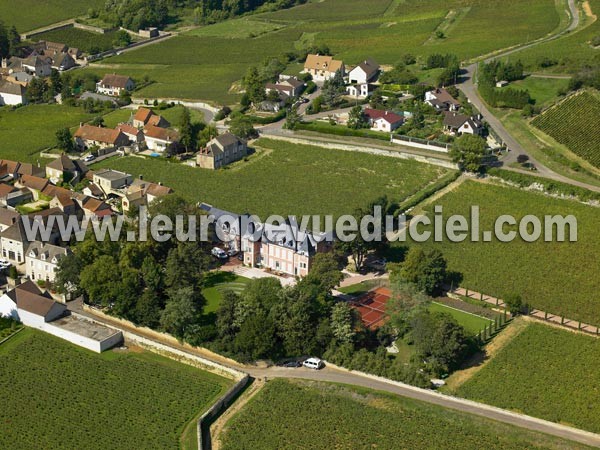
[[25, 242, 69, 283]]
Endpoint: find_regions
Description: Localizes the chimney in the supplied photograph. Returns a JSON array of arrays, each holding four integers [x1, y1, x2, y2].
[[1, 58, 7, 69], [139, 174, 143, 180]]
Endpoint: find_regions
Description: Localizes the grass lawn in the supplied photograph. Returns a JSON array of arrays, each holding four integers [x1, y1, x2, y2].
[[94, 137, 452, 218], [0, 317, 22, 340], [0, 104, 97, 163], [337, 280, 383, 297], [510, 76, 571, 108], [219, 378, 589, 449], [455, 322, 600, 434], [0, 0, 105, 32], [202, 271, 250, 314], [429, 301, 492, 335], [0, 328, 230, 450], [400, 179, 600, 325]]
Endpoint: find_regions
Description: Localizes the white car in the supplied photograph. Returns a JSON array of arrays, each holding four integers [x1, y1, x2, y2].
[[83, 154, 96, 162], [211, 247, 228, 260], [303, 357, 324, 370]]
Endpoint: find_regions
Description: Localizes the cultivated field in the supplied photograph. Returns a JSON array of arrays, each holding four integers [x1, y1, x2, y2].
[[532, 90, 600, 168], [0, 0, 105, 32], [0, 329, 230, 450], [401, 179, 600, 325], [33, 27, 123, 53], [219, 378, 588, 449], [0, 104, 97, 163], [95, 138, 453, 218], [455, 322, 600, 433], [506, 0, 600, 71], [87, 0, 561, 103]]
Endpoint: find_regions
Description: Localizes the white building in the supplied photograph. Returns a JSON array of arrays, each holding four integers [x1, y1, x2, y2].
[[348, 58, 380, 84], [96, 74, 135, 97], [0, 80, 27, 106], [25, 242, 69, 283]]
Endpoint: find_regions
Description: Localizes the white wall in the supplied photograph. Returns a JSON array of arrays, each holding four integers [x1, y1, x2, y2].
[[0, 294, 18, 320], [0, 93, 25, 106]]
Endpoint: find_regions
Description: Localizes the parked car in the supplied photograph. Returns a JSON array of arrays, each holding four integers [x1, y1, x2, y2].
[[211, 247, 228, 260], [83, 154, 95, 162], [227, 249, 239, 257], [283, 360, 302, 368], [303, 357, 324, 370]]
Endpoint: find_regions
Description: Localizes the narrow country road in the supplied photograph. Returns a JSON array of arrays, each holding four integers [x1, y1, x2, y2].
[[71, 303, 600, 448], [458, 0, 600, 193]]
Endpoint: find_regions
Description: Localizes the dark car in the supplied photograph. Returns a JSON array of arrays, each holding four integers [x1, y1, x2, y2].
[[279, 360, 302, 368]]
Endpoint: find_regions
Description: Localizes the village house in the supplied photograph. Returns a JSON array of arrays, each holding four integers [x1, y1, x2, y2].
[[425, 88, 461, 111], [265, 76, 305, 98], [82, 183, 103, 199], [116, 124, 145, 145], [77, 196, 113, 219], [25, 242, 69, 283], [443, 111, 483, 136], [0, 184, 32, 209], [144, 125, 179, 153], [346, 83, 374, 99], [92, 169, 133, 197], [0, 160, 21, 180], [96, 74, 135, 97], [197, 133, 247, 170], [45, 155, 88, 184], [348, 58, 380, 84], [364, 108, 405, 132], [16, 162, 45, 178], [74, 124, 129, 151], [16, 175, 49, 200], [21, 55, 52, 77], [0, 208, 19, 232], [302, 54, 345, 81], [132, 107, 170, 129], [122, 179, 173, 213], [0, 79, 27, 105]]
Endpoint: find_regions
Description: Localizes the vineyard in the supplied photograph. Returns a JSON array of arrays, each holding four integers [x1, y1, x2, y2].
[[532, 90, 600, 168], [400, 180, 600, 325], [0, 329, 230, 449], [455, 322, 600, 433], [219, 378, 588, 449]]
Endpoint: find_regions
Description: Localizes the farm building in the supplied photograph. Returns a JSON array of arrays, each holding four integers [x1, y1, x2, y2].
[[0, 281, 123, 353], [96, 74, 135, 96]]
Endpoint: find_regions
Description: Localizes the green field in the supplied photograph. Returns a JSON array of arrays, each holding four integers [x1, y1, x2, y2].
[[0, 104, 97, 163], [456, 322, 600, 433], [402, 179, 600, 325], [0, 329, 230, 449], [510, 76, 571, 108], [87, 0, 561, 103], [33, 27, 123, 53], [202, 271, 250, 314], [95, 138, 453, 218], [532, 90, 600, 168], [220, 378, 588, 449], [0, 0, 105, 32], [429, 301, 492, 335], [505, 0, 600, 71]]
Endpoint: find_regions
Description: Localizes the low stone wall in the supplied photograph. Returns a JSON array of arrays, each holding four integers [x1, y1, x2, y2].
[[197, 375, 250, 450], [391, 136, 450, 153], [263, 134, 458, 170]]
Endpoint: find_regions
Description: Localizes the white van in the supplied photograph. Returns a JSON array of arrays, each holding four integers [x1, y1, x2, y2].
[[303, 357, 324, 370]]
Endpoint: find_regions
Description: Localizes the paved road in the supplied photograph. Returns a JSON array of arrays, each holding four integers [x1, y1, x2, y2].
[[458, 0, 600, 193], [72, 303, 600, 447]]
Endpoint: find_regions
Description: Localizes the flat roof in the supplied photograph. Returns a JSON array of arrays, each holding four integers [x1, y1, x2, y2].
[[51, 315, 122, 342]]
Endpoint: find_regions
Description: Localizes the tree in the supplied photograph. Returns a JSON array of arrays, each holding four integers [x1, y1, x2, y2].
[[25, 77, 48, 103], [179, 107, 194, 151], [50, 69, 62, 95], [164, 241, 208, 289], [321, 70, 345, 106], [90, 116, 105, 127], [0, 22, 8, 58], [8, 25, 20, 56], [79, 255, 121, 307], [55, 127, 75, 153], [450, 134, 487, 172], [399, 247, 447, 296], [54, 254, 83, 297], [347, 105, 368, 129], [160, 286, 203, 340], [330, 302, 356, 344], [283, 105, 301, 130], [216, 290, 239, 342], [228, 115, 258, 139], [504, 293, 524, 316], [243, 66, 265, 105]]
